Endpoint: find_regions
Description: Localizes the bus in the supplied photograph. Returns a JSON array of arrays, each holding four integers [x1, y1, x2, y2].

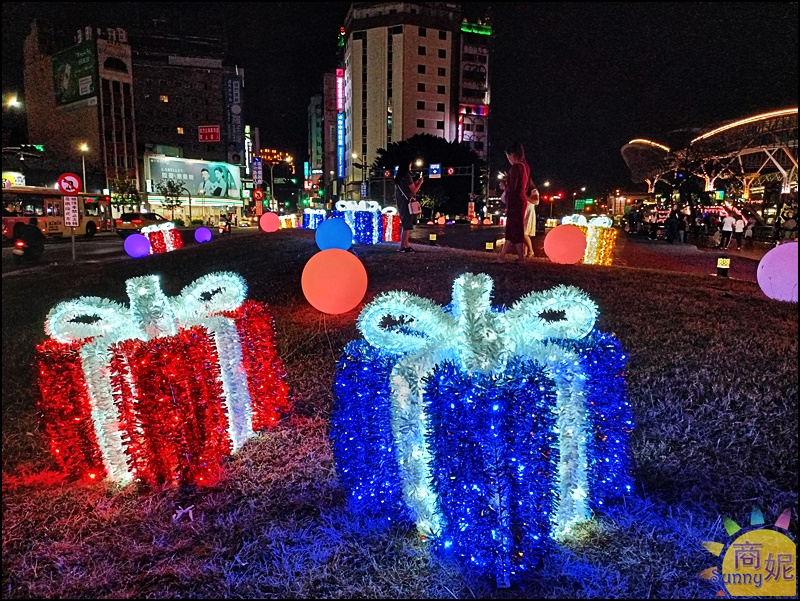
[[2, 186, 112, 240]]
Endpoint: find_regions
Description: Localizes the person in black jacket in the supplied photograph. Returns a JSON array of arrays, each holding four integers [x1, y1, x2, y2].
[[18, 217, 45, 258]]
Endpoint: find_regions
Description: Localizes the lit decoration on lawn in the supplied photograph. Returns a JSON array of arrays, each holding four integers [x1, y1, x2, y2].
[[570, 216, 618, 266], [259, 212, 280, 233], [36, 272, 291, 486], [332, 200, 382, 245], [279, 214, 298, 229], [381, 207, 401, 242], [123, 233, 151, 258], [757, 242, 798, 302], [301, 249, 368, 314], [561, 214, 588, 226], [437, 216, 446, 225], [194, 227, 213, 243], [315, 217, 353, 250], [331, 273, 634, 587], [142, 222, 183, 253], [302, 208, 327, 229], [544, 224, 587, 264]]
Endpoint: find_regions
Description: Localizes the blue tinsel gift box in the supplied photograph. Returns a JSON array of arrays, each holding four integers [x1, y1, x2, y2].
[[331, 273, 635, 587]]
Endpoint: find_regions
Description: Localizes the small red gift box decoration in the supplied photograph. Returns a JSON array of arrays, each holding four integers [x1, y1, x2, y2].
[[381, 208, 401, 242], [142, 222, 183, 254], [36, 272, 290, 486]]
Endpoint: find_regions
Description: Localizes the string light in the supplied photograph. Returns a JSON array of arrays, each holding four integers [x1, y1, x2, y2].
[[37, 272, 291, 486], [382, 207, 400, 242], [302, 208, 327, 230], [331, 200, 382, 245], [331, 273, 634, 587]]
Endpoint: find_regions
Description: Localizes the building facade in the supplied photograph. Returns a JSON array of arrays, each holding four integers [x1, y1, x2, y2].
[[340, 2, 491, 200]]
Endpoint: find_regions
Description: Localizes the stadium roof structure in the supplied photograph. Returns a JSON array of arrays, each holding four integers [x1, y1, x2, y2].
[[621, 108, 798, 198]]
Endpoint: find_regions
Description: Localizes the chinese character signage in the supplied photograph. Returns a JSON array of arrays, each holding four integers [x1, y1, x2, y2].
[[199, 125, 221, 143], [252, 157, 263, 185], [336, 68, 344, 112], [226, 75, 245, 164], [63, 196, 80, 227], [337, 114, 345, 178]]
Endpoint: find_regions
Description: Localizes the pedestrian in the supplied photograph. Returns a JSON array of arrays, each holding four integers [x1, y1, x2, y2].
[[497, 141, 530, 264], [781, 212, 797, 242], [733, 214, 746, 250], [744, 217, 756, 246], [665, 212, 678, 243], [394, 157, 424, 252], [523, 179, 539, 257], [677, 213, 687, 243], [719, 212, 736, 249]]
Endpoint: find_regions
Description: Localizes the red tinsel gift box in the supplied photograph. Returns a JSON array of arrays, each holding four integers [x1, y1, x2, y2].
[[143, 223, 183, 254], [381, 212, 401, 242], [36, 274, 290, 487]]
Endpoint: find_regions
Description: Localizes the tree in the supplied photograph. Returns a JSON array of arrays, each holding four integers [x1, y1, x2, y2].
[[374, 134, 484, 217], [109, 177, 141, 212], [154, 179, 185, 219]]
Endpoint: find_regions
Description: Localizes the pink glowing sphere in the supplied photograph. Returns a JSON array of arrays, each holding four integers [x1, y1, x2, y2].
[[544, 224, 586, 264], [259, 212, 280, 233], [437, 217, 446, 225], [757, 242, 798, 302]]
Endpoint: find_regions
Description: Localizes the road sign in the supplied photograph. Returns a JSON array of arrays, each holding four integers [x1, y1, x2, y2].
[[63, 196, 80, 227], [252, 157, 263, 185], [361, 182, 367, 198], [252, 189, 265, 201], [429, 163, 442, 178], [57, 172, 82, 194], [446, 166, 455, 176]]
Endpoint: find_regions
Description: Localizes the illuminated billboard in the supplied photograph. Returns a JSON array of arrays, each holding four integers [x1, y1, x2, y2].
[[336, 68, 344, 112], [337, 114, 345, 178], [52, 40, 98, 107], [145, 155, 242, 203]]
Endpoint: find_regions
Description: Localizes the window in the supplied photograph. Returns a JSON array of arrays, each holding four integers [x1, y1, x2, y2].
[[439, 31, 448, 40], [437, 102, 445, 112], [418, 64, 426, 74], [176, 127, 184, 134], [436, 120, 445, 130], [417, 100, 425, 110], [437, 85, 445, 94], [438, 49, 446, 59], [159, 95, 169, 103], [417, 119, 425, 128], [438, 67, 446, 77], [418, 46, 426, 56], [419, 27, 426, 37], [417, 82, 426, 92]]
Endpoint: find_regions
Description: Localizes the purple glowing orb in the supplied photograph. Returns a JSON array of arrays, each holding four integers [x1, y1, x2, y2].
[[194, 227, 213, 243], [124, 233, 151, 258], [757, 242, 798, 302]]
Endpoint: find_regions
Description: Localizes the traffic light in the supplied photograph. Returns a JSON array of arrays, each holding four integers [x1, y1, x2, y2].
[[20, 144, 45, 153]]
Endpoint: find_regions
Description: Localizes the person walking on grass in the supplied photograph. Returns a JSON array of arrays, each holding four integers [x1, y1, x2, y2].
[[496, 141, 530, 264]]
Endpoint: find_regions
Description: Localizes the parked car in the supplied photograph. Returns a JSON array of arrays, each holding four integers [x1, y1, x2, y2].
[[115, 212, 170, 237]]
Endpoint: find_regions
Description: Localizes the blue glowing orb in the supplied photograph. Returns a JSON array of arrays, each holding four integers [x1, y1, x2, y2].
[[124, 233, 151, 258], [315, 217, 353, 250], [194, 227, 213, 243]]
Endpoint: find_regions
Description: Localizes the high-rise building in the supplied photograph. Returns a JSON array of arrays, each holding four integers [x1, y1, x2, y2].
[[307, 94, 324, 197], [340, 2, 492, 199]]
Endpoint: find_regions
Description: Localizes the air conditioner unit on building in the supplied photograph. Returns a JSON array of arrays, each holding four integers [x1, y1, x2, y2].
[[117, 28, 128, 43], [107, 28, 117, 42]]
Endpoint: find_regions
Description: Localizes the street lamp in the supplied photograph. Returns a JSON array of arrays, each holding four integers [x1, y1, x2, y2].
[[79, 143, 89, 191]]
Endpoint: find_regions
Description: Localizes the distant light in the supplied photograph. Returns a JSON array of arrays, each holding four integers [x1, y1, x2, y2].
[[627, 138, 671, 152], [691, 108, 797, 144]]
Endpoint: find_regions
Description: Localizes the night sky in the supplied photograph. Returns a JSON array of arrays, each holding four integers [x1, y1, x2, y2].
[[3, 2, 797, 194]]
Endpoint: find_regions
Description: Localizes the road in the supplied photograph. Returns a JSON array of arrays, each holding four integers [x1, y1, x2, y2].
[[2, 224, 769, 283]]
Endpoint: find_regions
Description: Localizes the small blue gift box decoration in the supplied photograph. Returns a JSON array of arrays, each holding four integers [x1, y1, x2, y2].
[[332, 273, 634, 587], [331, 199, 382, 245]]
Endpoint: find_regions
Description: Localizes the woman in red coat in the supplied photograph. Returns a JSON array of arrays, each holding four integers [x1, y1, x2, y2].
[[497, 141, 530, 263]]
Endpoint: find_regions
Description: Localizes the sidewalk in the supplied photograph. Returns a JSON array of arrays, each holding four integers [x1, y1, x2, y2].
[[614, 233, 764, 283]]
